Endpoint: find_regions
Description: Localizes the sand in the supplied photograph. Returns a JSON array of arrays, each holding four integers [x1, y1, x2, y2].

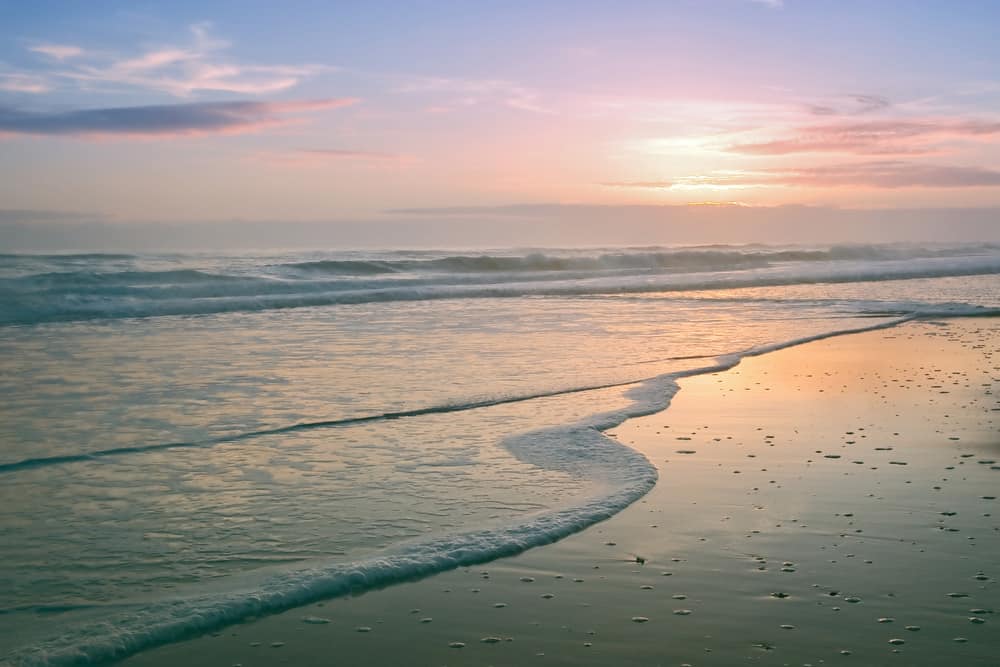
[[121, 319, 998, 666]]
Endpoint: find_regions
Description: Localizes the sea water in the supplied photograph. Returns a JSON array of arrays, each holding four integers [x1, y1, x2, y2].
[[1, 243, 998, 665]]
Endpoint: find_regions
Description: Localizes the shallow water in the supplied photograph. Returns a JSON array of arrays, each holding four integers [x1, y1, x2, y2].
[[1, 243, 998, 665]]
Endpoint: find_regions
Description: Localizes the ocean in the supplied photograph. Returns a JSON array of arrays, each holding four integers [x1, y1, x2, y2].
[[1, 243, 999, 666]]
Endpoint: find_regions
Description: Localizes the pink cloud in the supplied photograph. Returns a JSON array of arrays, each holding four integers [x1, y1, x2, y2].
[[29, 44, 85, 61], [724, 118, 1000, 156], [26, 24, 334, 97], [0, 74, 50, 94]]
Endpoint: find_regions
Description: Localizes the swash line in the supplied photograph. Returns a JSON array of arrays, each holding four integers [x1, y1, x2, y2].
[[8, 315, 934, 667]]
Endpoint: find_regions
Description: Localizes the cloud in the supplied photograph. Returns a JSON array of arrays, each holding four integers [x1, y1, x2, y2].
[[607, 161, 1000, 190], [600, 180, 674, 189], [258, 148, 412, 166], [806, 93, 891, 116], [723, 118, 1000, 155], [29, 44, 85, 60], [0, 98, 358, 139], [0, 73, 49, 94], [21, 23, 332, 97], [763, 161, 1000, 188], [397, 75, 552, 114]]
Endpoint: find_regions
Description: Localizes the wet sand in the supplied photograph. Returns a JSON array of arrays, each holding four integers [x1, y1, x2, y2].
[[122, 319, 998, 666]]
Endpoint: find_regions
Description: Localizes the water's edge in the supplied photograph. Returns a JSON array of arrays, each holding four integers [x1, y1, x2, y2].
[[11, 312, 990, 667]]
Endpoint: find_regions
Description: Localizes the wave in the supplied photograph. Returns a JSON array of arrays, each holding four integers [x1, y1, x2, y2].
[[282, 244, 1000, 276], [5, 316, 916, 667], [0, 253, 137, 261], [285, 259, 400, 275], [1, 252, 998, 325], [15, 269, 244, 288]]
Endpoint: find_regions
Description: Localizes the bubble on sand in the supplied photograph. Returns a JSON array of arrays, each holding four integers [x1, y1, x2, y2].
[[673, 609, 692, 615], [631, 616, 649, 623], [844, 597, 862, 603], [541, 593, 555, 599], [420, 617, 433, 623], [905, 625, 920, 631], [481, 636, 502, 644], [302, 616, 331, 624], [888, 638, 905, 645], [356, 626, 372, 633], [877, 618, 895, 624], [780, 624, 796, 630], [449, 641, 466, 648], [270, 642, 285, 648], [520, 576, 535, 582], [969, 617, 986, 624], [494, 602, 507, 608], [672, 594, 687, 600], [641, 585, 654, 590], [770, 592, 789, 598], [954, 637, 968, 643]]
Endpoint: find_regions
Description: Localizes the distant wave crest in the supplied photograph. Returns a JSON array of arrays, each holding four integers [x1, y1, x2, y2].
[[1, 243, 998, 325]]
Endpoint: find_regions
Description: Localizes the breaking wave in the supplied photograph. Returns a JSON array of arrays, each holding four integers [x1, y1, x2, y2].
[[2, 243, 998, 325]]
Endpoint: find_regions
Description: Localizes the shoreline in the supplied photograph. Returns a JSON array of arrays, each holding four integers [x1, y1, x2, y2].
[[94, 318, 1000, 664]]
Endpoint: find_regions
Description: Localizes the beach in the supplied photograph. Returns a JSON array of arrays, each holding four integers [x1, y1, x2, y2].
[[6, 4, 1000, 665], [119, 318, 998, 667]]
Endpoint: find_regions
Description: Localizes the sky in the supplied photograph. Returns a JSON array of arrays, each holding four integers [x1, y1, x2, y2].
[[2, 1, 1000, 247]]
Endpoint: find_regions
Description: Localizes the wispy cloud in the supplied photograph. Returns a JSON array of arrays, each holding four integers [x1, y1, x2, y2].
[[29, 43, 85, 61], [605, 161, 1000, 190], [722, 118, 1000, 155], [806, 94, 891, 116], [21, 23, 332, 97], [0, 73, 50, 94], [601, 180, 674, 189], [397, 75, 552, 114], [760, 161, 1000, 188], [0, 98, 358, 139], [258, 148, 413, 166]]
